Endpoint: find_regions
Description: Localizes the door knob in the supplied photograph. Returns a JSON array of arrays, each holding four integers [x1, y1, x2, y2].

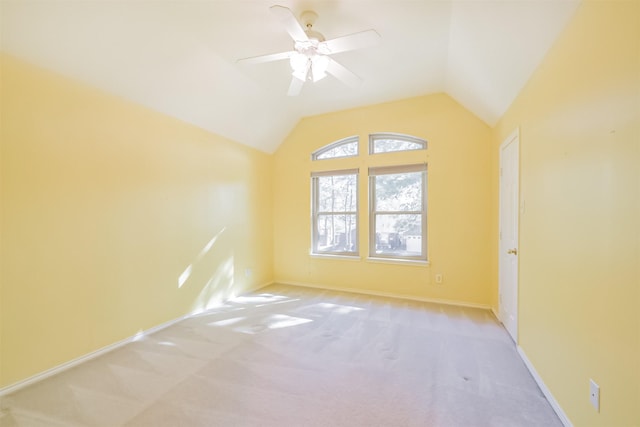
[[507, 248, 518, 255]]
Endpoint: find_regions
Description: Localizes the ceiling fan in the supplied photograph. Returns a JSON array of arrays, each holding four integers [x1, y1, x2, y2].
[[237, 5, 381, 96]]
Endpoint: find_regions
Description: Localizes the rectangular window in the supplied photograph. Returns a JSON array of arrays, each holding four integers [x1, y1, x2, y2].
[[369, 164, 427, 261], [311, 169, 358, 256]]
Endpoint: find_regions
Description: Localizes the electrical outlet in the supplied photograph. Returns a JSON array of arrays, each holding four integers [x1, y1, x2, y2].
[[435, 273, 443, 284], [589, 379, 600, 412], [245, 268, 252, 278]]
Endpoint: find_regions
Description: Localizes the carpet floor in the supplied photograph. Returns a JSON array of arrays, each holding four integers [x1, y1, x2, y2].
[[0, 284, 562, 426]]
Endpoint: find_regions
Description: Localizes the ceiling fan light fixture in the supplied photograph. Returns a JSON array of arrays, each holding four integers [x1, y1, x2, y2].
[[292, 68, 308, 81], [290, 52, 307, 71], [290, 52, 310, 80], [311, 55, 329, 82]]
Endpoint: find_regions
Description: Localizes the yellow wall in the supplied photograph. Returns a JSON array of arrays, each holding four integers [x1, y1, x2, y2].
[[0, 54, 273, 388], [273, 94, 493, 306], [491, 1, 640, 425]]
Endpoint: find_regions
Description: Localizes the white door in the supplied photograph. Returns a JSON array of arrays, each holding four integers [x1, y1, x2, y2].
[[499, 129, 519, 343]]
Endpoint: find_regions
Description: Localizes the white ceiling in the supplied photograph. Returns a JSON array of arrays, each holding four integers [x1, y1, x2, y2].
[[1, 0, 580, 153]]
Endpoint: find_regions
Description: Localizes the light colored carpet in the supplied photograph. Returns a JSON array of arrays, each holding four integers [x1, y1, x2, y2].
[[0, 284, 562, 427]]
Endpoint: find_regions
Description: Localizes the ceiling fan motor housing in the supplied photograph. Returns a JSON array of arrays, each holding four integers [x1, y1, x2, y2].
[[300, 10, 325, 42], [300, 10, 318, 27]]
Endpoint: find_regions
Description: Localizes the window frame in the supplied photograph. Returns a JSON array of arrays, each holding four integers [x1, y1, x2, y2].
[[311, 136, 359, 161], [369, 163, 427, 262], [311, 169, 359, 257], [369, 133, 427, 155]]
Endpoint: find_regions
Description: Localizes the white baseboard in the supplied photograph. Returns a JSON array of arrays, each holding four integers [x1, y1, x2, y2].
[[0, 281, 274, 397], [517, 346, 572, 427], [0, 314, 188, 397], [249, 280, 275, 293], [274, 280, 491, 310]]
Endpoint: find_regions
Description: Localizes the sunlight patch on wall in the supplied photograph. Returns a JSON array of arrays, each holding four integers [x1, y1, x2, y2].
[[178, 265, 192, 289], [190, 255, 235, 314], [177, 227, 227, 288]]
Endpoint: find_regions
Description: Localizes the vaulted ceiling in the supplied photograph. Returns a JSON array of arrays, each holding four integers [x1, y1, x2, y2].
[[1, 1, 580, 153]]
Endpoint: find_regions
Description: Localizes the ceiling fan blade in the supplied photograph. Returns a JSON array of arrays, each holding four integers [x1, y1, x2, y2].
[[326, 58, 362, 88], [270, 5, 309, 42], [287, 76, 305, 96], [237, 50, 295, 65], [319, 30, 380, 55]]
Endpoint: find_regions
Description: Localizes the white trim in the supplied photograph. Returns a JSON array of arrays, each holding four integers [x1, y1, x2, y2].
[[0, 281, 274, 397], [311, 168, 359, 177], [310, 253, 361, 261], [366, 257, 429, 267], [368, 163, 427, 175], [275, 280, 491, 310], [245, 280, 275, 294], [517, 346, 573, 427]]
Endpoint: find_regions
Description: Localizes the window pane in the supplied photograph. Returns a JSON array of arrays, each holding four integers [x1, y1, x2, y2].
[[375, 172, 422, 211], [369, 163, 427, 261], [370, 134, 426, 154], [313, 138, 358, 160], [312, 170, 358, 256], [374, 214, 422, 257], [316, 214, 357, 253], [373, 139, 423, 153], [317, 174, 357, 212]]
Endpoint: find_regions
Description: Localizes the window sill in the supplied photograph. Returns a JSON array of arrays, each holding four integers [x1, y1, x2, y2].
[[310, 253, 361, 261], [308, 254, 430, 267], [366, 257, 430, 267]]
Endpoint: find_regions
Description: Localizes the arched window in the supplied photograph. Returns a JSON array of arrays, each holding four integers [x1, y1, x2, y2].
[[369, 133, 427, 154], [311, 136, 359, 160]]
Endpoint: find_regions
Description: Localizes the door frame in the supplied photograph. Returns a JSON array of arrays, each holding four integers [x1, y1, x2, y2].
[[498, 128, 520, 343]]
